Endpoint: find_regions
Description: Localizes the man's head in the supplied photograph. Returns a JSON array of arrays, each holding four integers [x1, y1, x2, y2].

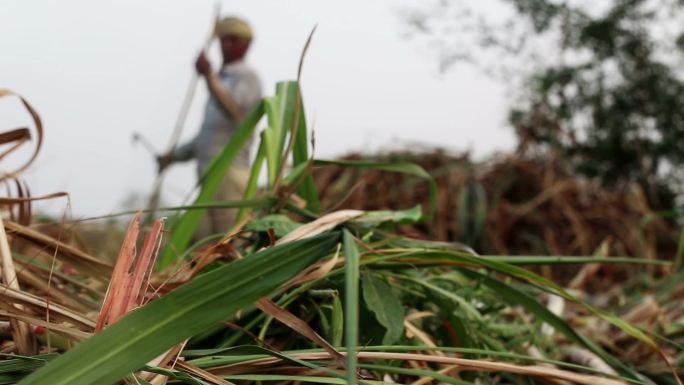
[[215, 17, 253, 64]]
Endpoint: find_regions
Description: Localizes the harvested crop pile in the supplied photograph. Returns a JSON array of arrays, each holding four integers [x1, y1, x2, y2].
[[314, 150, 681, 261]]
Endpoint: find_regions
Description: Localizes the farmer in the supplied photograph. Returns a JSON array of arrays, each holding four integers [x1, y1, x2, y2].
[[157, 16, 262, 237]]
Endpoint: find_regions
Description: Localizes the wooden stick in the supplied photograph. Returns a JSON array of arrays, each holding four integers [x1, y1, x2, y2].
[[145, 3, 221, 224], [0, 216, 35, 354]]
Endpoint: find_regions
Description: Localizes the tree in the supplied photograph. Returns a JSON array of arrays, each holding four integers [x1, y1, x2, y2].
[[405, 0, 684, 208]]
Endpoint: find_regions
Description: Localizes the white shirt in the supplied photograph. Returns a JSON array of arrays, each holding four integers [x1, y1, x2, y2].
[[173, 59, 262, 175]]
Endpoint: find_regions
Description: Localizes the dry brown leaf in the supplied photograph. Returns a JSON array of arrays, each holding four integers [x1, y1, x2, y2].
[[210, 351, 627, 385], [0, 127, 30, 160], [284, 244, 341, 290], [5, 220, 111, 277], [276, 209, 363, 244], [256, 298, 346, 369], [96, 213, 140, 331], [0, 310, 91, 341], [0, 89, 44, 180], [563, 346, 618, 377], [176, 360, 236, 385], [0, 283, 95, 329], [410, 365, 461, 385], [15, 266, 90, 311], [404, 317, 445, 358]]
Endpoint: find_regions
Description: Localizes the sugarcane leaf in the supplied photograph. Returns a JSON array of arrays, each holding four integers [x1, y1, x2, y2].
[[361, 274, 404, 345], [343, 229, 360, 385], [247, 214, 302, 237], [354, 205, 422, 225], [236, 133, 267, 223], [285, 82, 320, 213]]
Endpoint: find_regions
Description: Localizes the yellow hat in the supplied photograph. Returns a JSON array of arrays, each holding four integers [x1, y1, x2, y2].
[[215, 17, 253, 40]]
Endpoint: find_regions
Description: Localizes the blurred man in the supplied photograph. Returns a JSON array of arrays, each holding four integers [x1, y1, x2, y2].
[[158, 16, 262, 238]]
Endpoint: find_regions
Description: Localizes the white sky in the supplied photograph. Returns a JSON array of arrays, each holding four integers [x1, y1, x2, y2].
[[0, 0, 513, 217]]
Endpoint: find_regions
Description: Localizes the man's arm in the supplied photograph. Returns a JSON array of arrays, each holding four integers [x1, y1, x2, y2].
[[196, 52, 244, 122], [157, 52, 244, 174]]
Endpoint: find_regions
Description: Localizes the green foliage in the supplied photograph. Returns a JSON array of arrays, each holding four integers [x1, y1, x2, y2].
[[361, 274, 405, 345], [408, 0, 684, 208], [247, 214, 302, 237], [343, 229, 361, 385], [508, 0, 684, 207]]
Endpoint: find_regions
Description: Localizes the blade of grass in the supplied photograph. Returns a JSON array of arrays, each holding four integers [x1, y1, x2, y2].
[[235, 136, 267, 223], [0, 216, 34, 354], [331, 294, 344, 347], [284, 81, 320, 213], [343, 229, 360, 385]]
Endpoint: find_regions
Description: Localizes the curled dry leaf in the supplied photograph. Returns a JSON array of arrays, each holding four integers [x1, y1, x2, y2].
[[0, 89, 44, 180]]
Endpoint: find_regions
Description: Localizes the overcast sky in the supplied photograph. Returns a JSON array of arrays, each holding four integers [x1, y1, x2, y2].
[[0, 0, 513, 217]]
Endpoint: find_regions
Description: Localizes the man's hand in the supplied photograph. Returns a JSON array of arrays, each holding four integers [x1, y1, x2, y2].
[[195, 52, 212, 76], [156, 152, 174, 174]]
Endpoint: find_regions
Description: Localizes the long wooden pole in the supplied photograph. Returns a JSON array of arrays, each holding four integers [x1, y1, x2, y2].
[[145, 4, 221, 224], [0, 215, 35, 354]]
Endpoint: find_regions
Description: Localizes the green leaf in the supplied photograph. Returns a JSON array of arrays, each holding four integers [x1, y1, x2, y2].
[[405, 275, 484, 323], [343, 229, 360, 385], [20, 232, 340, 385], [361, 274, 404, 345], [285, 82, 320, 213], [236, 134, 267, 223], [457, 181, 487, 243], [247, 214, 302, 237], [272, 83, 293, 167], [331, 294, 344, 347], [282, 161, 310, 186], [354, 205, 422, 225], [262, 91, 286, 186]]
